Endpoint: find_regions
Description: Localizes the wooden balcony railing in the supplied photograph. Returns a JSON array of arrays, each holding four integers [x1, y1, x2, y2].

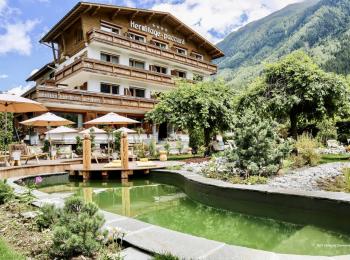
[[87, 29, 218, 74], [28, 86, 157, 111], [55, 57, 175, 86]]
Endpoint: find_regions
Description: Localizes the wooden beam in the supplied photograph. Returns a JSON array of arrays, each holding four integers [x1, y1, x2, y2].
[[111, 8, 121, 20], [82, 5, 93, 14], [130, 11, 139, 20], [175, 24, 183, 32], [145, 12, 155, 23], [51, 42, 57, 63], [160, 14, 169, 25], [186, 33, 195, 41], [91, 6, 100, 16]]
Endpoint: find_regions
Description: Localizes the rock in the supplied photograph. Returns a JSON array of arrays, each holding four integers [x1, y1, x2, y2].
[[20, 211, 38, 219]]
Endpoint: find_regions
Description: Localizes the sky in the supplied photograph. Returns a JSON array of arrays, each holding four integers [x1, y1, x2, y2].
[[0, 0, 304, 94]]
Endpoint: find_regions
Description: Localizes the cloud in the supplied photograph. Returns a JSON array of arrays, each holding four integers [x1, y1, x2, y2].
[[0, 74, 8, 79], [143, 0, 303, 43], [6, 84, 34, 96], [0, 0, 38, 55], [29, 68, 39, 76]]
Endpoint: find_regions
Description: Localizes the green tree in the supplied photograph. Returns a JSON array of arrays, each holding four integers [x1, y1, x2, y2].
[[238, 51, 349, 138], [146, 80, 235, 154], [0, 112, 13, 150]]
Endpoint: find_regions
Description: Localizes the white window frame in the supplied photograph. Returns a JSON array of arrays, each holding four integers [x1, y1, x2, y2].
[[100, 52, 119, 64], [129, 86, 146, 98], [127, 32, 146, 43], [129, 58, 145, 69], [152, 40, 168, 50], [100, 82, 120, 95], [175, 47, 187, 56], [150, 64, 168, 74], [100, 22, 121, 35], [191, 52, 203, 61]]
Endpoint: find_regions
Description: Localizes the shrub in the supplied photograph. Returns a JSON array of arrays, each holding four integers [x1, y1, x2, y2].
[[316, 119, 338, 145], [227, 111, 291, 176], [75, 136, 83, 155], [0, 179, 14, 204], [50, 196, 105, 258], [189, 128, 204, 154], [36, 203, 60, 230], [134, 142, 149, 158], [164, 141, 171, 155], [149, 139, 158, 158], [292, 133, 320, 168], [43, 139, 50, 153], [113, 131, 121, 153], [176, 141, 184, 154]]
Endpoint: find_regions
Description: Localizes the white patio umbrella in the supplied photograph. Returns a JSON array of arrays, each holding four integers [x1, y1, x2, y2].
[[80, 126, 106, 134], [45, 126, 78, 144], [114, 127, 136, 134], [84, 113, 139, 157], [0, 94, 47, 159], [84, 112, 140, 125], [20, 112, 74, 127], [20, 112, 74, 156]]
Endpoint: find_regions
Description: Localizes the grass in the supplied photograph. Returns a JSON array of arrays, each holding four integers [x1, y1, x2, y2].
[[319, 153, 350, 164], [0, 238, 25, 260]]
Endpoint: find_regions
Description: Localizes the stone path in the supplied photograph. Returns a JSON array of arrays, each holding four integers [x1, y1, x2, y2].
[[266, 162, 350, 191]]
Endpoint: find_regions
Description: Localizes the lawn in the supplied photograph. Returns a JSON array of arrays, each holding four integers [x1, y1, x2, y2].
[[0, 238, 25, 260], [319, 154, 350, 164]]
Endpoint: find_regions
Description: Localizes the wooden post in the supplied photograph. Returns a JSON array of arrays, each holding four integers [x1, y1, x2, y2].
[[121, 132, 131, 179], [82, 134, 91, 180]]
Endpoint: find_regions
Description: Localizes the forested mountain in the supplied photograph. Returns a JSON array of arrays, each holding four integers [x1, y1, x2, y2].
[[216, 0, 350, 90]]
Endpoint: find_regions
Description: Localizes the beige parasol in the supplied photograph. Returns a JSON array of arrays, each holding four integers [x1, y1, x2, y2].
[[84, 112, 139, 125], [20, 112, 74, 127]]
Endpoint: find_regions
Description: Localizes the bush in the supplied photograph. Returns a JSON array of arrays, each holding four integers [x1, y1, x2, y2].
[[292, 133, 320, 168], [113, 131, 121, 153], [0, 179, 14, 204], [50, 196, 105, 258], [154, 253, 179, 260], [149, 139, 158, 157], [36, 203, 60, 230], [316, 119, 338, 145], [43, 139, 50, 153], [164, 141, 171, 155], [75, 136, 83, 155], [227, 111, 291, 176], [189, 128, 204, 154], [134, 142, 149, 158]]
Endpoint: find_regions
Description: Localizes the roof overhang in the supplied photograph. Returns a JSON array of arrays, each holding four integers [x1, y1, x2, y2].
[[26, 62, 55, 82], [40, 1, 224, 59]]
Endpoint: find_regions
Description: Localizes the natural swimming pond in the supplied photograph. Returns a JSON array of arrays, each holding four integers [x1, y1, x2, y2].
[[37, 176, 350, 256]]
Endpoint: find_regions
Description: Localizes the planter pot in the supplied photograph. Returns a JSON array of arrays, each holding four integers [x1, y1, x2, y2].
[[159, 151, 167, 161]]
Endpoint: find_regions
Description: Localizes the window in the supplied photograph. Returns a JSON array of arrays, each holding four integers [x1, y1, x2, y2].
[[150, 65, 167, 74], [171, 70, 187, 79], [129, 59, 145, 69], [100, 83, 119, 95], [100, 22, 120, 35], [127, 32, 146, 43], [191, 52, 203, 61], [175, 47, 187, 55], [193, 74, 204, 81], [152, 40, 167, 49], [100, 52, 119, 64], [129, 87, 145, 98]]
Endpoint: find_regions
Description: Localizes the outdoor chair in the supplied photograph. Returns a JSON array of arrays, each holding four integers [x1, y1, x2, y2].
[[9, 143, 49, 165], [92, 149, 110, 164]]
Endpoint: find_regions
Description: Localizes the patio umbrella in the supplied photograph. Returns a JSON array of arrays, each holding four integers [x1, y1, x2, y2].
[[20, 112, 74, 156], [84, 112, 140, 125], [20, 112, 74, 127], [114, 127, 136, 134], [0, 93, 47, 154], [84, 113, 139, 157], [80, 126, 106, 134], [45, 126, 78, 144]]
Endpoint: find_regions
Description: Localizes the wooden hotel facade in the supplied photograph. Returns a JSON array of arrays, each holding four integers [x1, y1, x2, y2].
[[22, 2, 224, 139]]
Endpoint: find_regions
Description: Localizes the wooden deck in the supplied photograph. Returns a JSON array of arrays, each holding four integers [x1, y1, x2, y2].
[[69, 161, 183, 180]]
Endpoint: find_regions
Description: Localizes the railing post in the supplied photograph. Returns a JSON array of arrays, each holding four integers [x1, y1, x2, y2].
[[82, 133, 91, 180]]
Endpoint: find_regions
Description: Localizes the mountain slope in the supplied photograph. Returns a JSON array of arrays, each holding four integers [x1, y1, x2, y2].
[[216, 0, 350, 90]]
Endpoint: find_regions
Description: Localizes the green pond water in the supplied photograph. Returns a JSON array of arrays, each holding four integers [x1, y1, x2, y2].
[[39, 178, 350, 256]]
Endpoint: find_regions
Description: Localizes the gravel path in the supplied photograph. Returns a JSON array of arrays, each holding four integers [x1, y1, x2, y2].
[[266, 162, 350, 191]]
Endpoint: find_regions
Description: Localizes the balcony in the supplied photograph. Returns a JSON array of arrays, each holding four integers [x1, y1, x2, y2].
[[55, 57, 175, 87], [26, 86, 157, 113], [87, 29, 218, 74]]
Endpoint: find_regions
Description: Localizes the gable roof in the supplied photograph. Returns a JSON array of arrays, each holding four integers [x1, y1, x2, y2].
[[40, 1, 224, 59]]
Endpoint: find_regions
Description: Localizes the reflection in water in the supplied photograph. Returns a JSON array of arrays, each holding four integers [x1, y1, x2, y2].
[[39, 179, 350, 256]]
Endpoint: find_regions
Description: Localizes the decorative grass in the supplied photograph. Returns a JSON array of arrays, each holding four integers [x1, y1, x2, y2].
[[0, 238, 25, 260], [319, 154, 350, 164]]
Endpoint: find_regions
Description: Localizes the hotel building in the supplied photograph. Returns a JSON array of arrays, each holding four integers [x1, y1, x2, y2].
[[22, 2, 224, 140]]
